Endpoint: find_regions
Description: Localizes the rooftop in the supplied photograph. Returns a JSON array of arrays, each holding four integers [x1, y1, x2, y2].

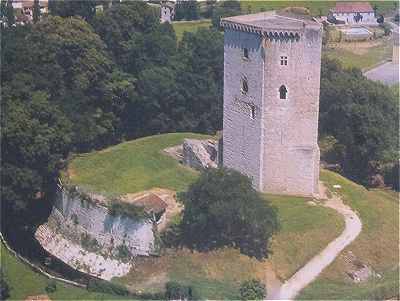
[[221, 10, 318, 31], [129, 193, 168, 214], [331, 2, 373, 13]]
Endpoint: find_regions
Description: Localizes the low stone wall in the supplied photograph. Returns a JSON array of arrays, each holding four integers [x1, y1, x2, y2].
[[35, 184, 157, 280]]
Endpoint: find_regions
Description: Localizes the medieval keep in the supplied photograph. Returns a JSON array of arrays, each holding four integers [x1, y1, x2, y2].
[[221, 11, 322, 196]]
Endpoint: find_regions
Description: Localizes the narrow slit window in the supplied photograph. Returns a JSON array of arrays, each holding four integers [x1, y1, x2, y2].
[[243, 48, 249, 59], [241, 77, 248, 94], [280, 56, 288, 65], [250, 105, 256, 119], [279, 85, 287, 99]]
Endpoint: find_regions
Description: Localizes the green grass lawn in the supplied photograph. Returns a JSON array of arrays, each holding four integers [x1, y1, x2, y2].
[[297, 170, 399, 300], [324, 39, 393, 70], [241, 1, 397, 16], [66, 133, 211, 196], [0, 243, 126, 300], [116, 194, 344, 299], [172, 19, 212, 41]]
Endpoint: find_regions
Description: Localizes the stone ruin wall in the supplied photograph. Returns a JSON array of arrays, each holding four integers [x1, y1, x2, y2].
[[35, 183, 156, 280]]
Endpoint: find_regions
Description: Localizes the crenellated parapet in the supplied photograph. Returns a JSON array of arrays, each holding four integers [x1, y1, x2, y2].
[[220, 20, 301, 42]]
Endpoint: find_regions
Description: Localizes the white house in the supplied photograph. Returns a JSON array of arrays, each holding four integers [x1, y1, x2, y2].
[[329, 2, 377, 25], [160, 0, 175, 23]]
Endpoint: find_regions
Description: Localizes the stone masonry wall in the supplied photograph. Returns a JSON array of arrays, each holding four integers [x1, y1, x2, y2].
[[262, 24, 321, 196], [35, 185, 156, 279], [222, 29, 264, 189], [222, 17, 322, 197]]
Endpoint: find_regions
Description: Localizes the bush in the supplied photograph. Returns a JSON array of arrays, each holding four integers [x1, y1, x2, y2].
[[240, 279, 266, 300], [379, 22, 391, 35], [165, 281, 196, 300], [115, 244, 132, 262], [0, 269, 10, 300], [45, 280, 57, 293], [87, 279, 129, 296], [181, 168, 279, 259]]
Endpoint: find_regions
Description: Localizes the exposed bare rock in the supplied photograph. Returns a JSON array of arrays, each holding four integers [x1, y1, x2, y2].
[[182, 139, 218, 171]]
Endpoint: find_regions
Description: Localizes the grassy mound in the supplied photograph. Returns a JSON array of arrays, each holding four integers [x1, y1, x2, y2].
[[66, 133, 211, 196], [297, 170, 399, 300], [0, 243, 125, 300]]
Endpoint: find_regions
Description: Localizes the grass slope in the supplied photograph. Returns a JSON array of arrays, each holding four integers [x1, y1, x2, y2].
[[297, 170, 399, 300], [172, 19, 212, 41], [67, 133, 211, 196], [0, 243, 124, 300], [241, 1, 397, 16], [116, 194, 344, 299]]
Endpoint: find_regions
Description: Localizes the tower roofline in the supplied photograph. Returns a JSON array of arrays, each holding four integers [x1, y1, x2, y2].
[[221, 11, 321, 34]]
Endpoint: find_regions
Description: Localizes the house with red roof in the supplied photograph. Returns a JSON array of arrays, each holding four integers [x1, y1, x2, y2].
[[329, 2, 377, 25]]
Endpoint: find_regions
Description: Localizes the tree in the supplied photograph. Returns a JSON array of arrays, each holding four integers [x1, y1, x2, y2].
[[6, 0, 14, 27], [211, 0, 241, 29], [180, 168, 279, 259], [48, 0, 97, 21], [319, 58, 398, 185], [33, 0, 40, 23], [240, 279, 266, 300], [0, 269, 10, 300]]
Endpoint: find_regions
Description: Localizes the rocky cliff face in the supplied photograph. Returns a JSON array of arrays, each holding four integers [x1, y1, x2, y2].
[[35, 184, 158, 280]]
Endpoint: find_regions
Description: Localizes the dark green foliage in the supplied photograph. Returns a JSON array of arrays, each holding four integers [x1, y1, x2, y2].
[[181, 168, 279, 259], [211, 0, 241, 29], [87, 279, 129, 296], [108, 201, 146, 220], [115, 244, 132, 262], [6, 0, 14, 27], [45, 280, 57, 293], [33, 0, 40, 23], [383, 161, 399, 191], [240, 279, 266, 300], [49, 0, 97, 21], [319, 58, 398, 185], [377, 14, 385, 24], [0, 269, 10, 300], [165, 281, 196, 300], [80, 233, 100, 252], [175, 0, 198, 21]]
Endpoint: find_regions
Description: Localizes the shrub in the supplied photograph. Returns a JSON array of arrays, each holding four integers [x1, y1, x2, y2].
[[0, 269, 10, 300], [379, 22, 391, 35], [108, 200, 146, 219], [240, 279, 266, 300], [45, 280, 57, 293], [165, 281, 196, 300], [87, 279, 129, 296], [80, 233, 100, 252], [181, 168, 279, 259], [115, 244, 132, 261]]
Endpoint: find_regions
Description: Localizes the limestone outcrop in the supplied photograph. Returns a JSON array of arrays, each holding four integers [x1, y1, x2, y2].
[[182, 139, 218, 171]]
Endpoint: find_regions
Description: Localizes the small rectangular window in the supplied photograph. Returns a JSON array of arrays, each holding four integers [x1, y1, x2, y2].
[[280, 56, 288, 66], [243, 48, 249, 59]]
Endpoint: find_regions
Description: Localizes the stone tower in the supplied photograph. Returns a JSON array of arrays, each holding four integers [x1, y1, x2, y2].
[[221, 11, 322, 197]]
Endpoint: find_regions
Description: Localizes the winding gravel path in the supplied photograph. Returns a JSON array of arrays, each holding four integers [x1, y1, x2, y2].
[[269, 192, 362, 300]]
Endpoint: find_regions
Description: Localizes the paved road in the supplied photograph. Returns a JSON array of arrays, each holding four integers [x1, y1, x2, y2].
[[269, 194, 362, 300], [364, 61, 399, 85]]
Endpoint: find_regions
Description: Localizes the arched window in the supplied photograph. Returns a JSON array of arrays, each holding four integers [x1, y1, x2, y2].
[[241, 77, 248, 94], [279, 85, 287, 99]]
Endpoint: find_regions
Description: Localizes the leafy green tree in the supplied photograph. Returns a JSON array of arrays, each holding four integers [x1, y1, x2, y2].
[[320, 58, 398, 185], [240, 279, 266, 300], [6, 0, 14, 27], [180, 168, 279, 259], [211, 0, 241, 29], [48, 0, 97, 21], [176, 28, 223, 133], [33, 0, 40, 23]]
